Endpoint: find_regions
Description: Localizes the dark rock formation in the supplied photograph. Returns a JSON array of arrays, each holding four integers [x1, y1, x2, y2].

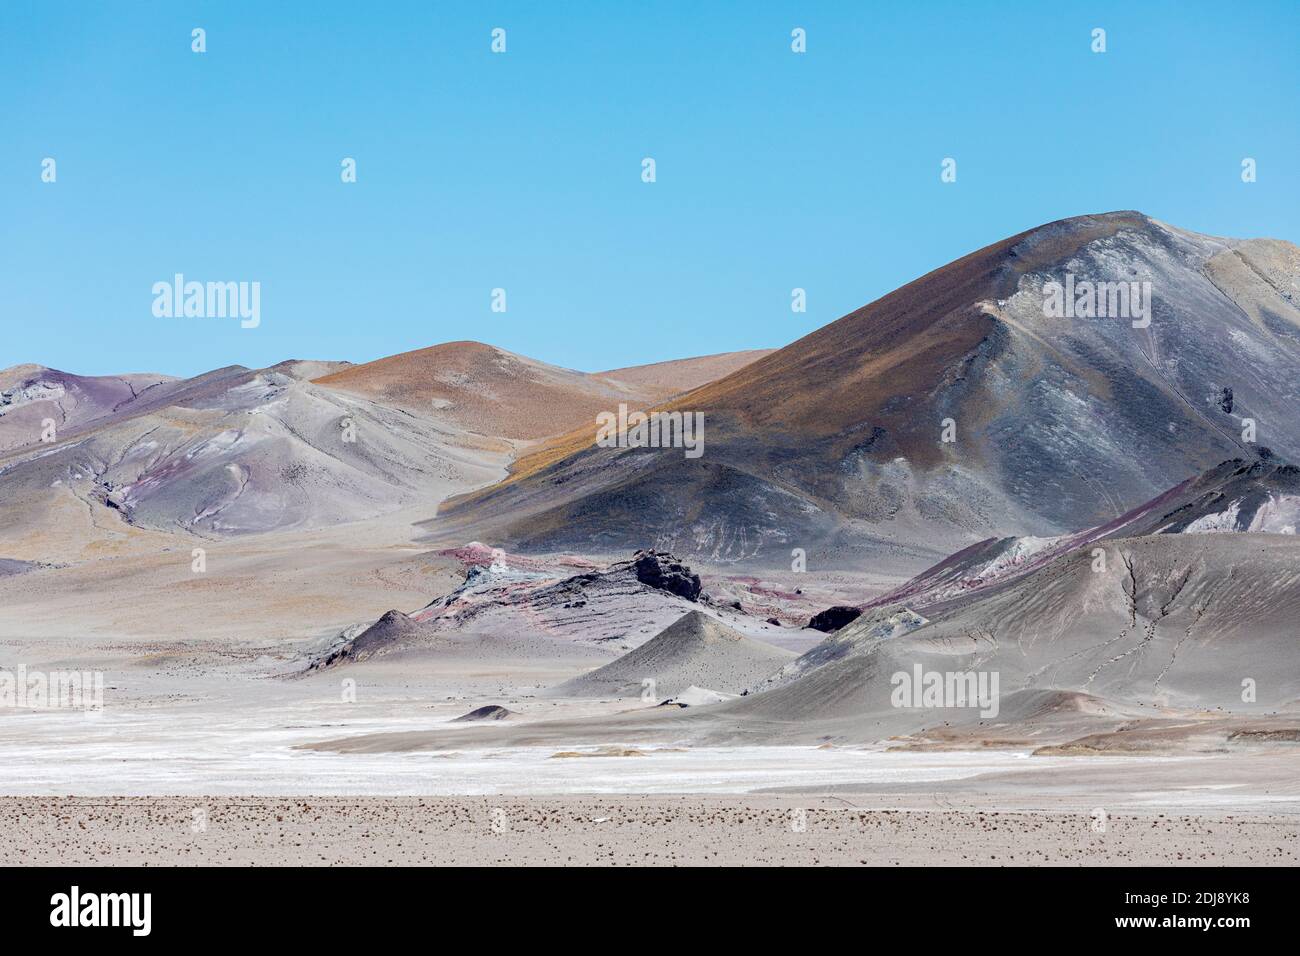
[[628, 550, 701, 601], [0, 558, 39, 578], [452, 704, 515, 722], [807, 605, 863, 633]]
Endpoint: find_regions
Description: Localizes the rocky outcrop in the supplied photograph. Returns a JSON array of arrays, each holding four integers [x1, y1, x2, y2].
[[1218, 386, 1234, 414], [452, 704, 515, 722], [408, 550, 706, 647], [627, 550, 701, 601], [806, 605, 862, 633]]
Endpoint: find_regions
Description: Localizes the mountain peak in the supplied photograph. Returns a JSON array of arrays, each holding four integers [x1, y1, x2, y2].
[[438, 215, 1300, 568]]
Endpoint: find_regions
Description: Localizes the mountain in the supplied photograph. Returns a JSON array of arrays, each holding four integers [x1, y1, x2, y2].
[[0, 360, 507, 547], [591, 350, 774, 402], [311, 526, 1300, 754], [721, 531, 1300, 739], [433, 212, 1300, 567], [310, 609, 433, 668], [0, 366, 178, 453], [312, 341, 771, 441], [0, 345, 767, 550], [752, 605, 929, 693], [551, 609, 794, 698], [875, 456, 1300, 610]]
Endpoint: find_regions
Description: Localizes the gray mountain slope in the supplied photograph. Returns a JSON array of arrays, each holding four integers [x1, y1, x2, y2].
[[551, 610, 794, 698], [311, 532, 1300, 754], [726, 533, 1300, 733], [877, 456, 1300, 611], [0, 363, 508, 538], [0, 366, 178, 453]]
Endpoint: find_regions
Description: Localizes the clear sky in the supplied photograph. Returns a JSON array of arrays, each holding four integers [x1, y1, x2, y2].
[[3, 0, 1297, 378]]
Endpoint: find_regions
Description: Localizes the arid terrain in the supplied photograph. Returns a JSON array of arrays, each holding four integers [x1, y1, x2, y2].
[[6, 794, 1295, 866], [2, 212, 1297, 866]]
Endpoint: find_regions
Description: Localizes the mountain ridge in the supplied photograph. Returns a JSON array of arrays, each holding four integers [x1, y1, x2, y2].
[[433, 211, 1300, 567]]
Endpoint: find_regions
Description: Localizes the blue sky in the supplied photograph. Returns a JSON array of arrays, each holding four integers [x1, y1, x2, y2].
[[3, 0, 1297, 378]]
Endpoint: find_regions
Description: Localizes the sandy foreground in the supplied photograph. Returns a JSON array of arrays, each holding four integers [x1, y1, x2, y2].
[[3, 794, 1295, 866], [3, 694, 1296, 866], [5, 676, 1296, 865], [2, 620, 1298, 866]]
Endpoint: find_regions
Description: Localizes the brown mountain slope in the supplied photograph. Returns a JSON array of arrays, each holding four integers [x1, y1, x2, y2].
[[313, 341, 770, 442], [0, 345, 766, 547], [591, 349, 774, 402], [433, 212, 1300, 568]]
